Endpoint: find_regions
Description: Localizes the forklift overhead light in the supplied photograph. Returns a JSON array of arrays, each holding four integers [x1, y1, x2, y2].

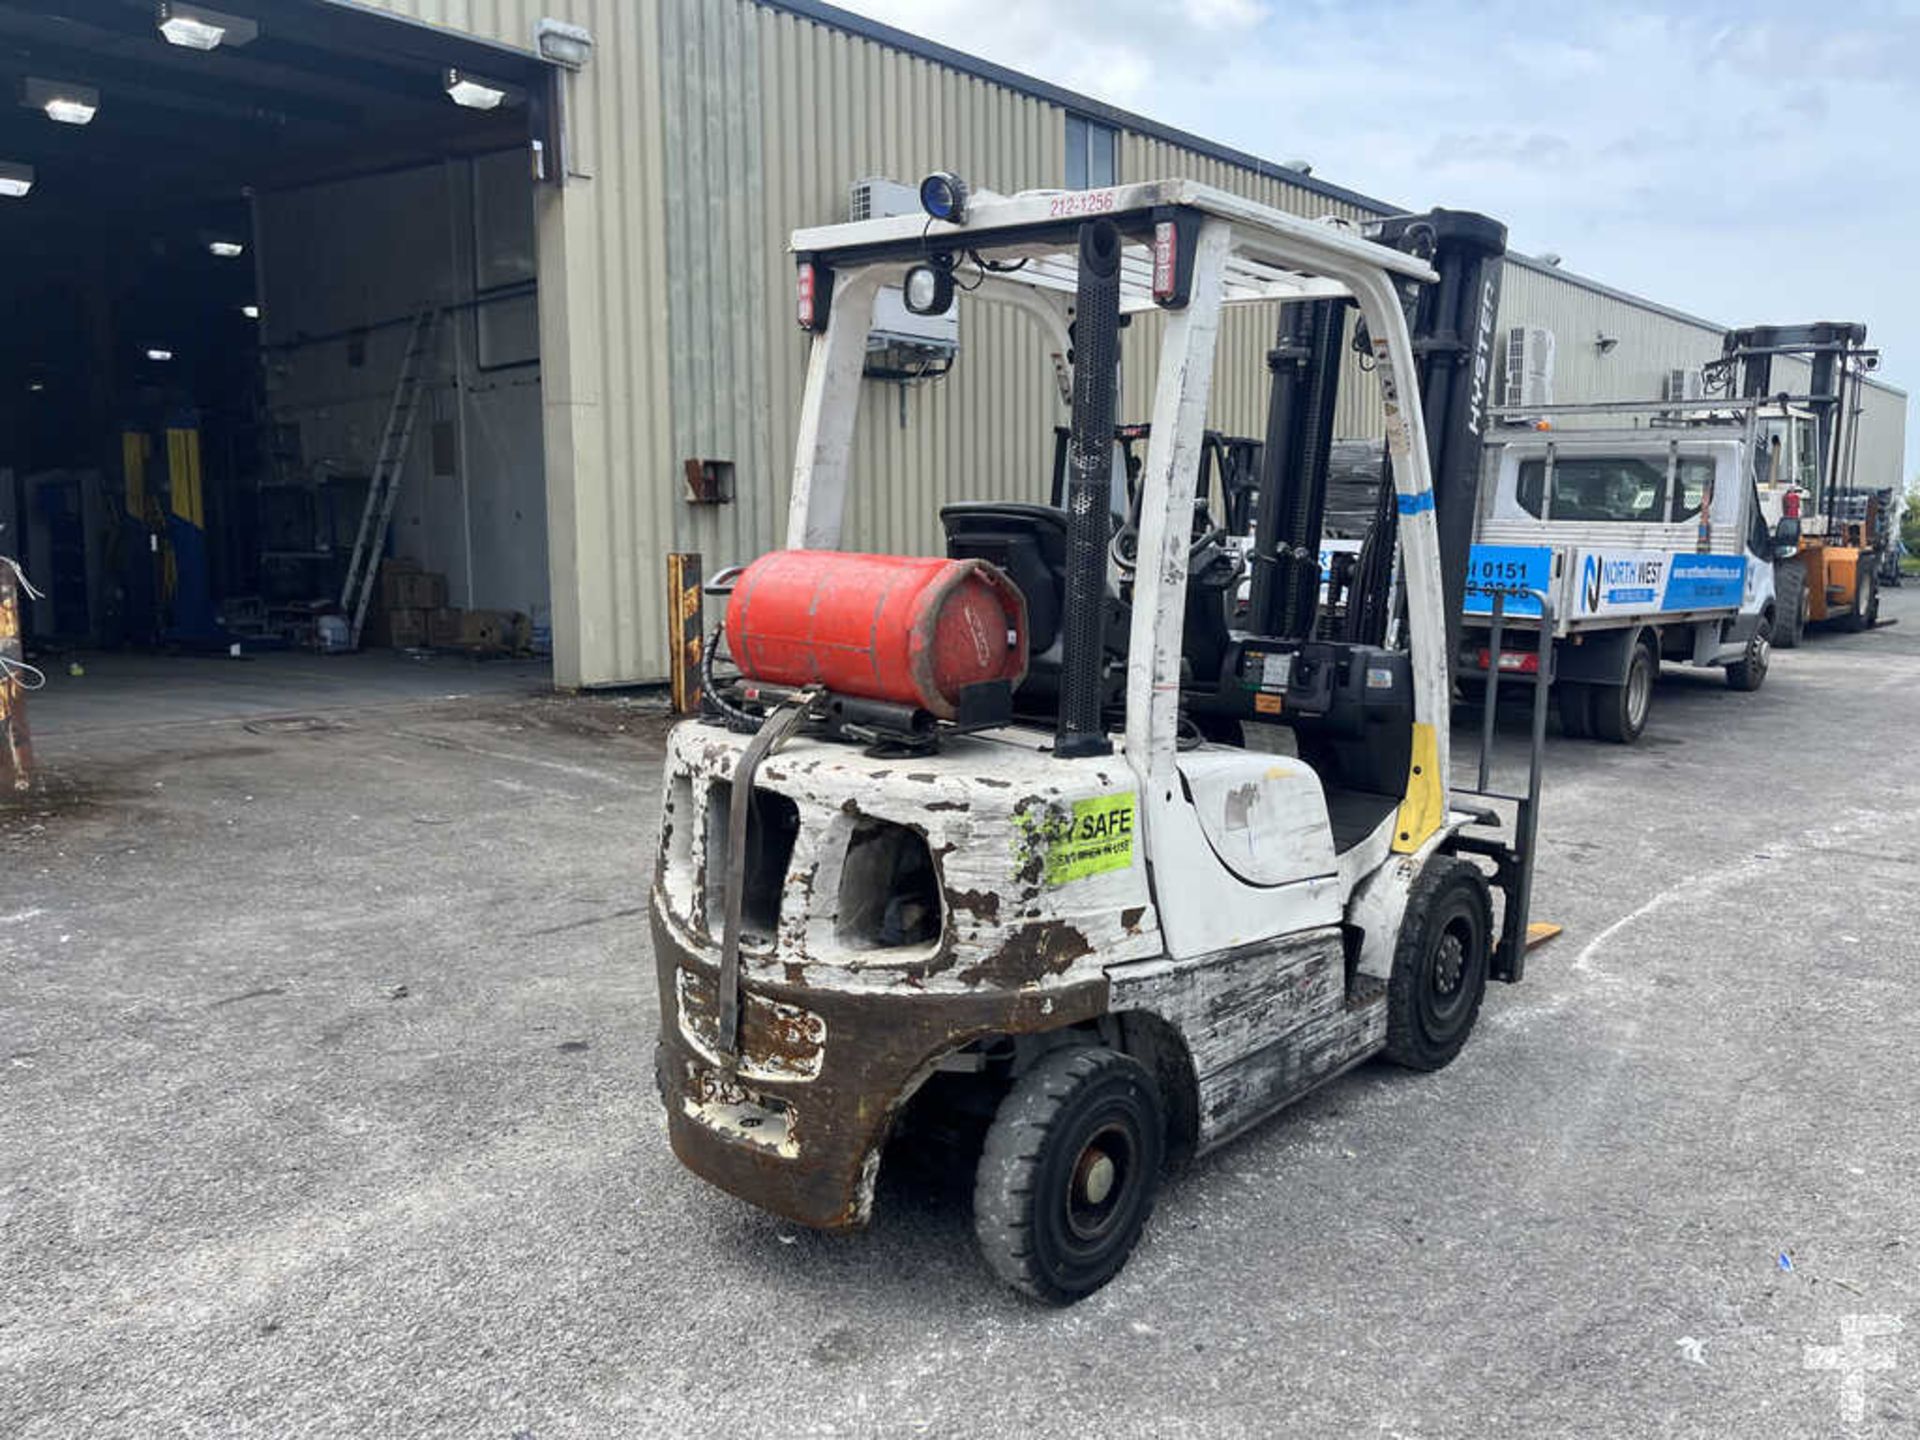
[[208, 239, 245, 258], [157, 3, 258, 50], [24, 78, 98, 126], [902, 263, 953, 316], [444, 68, 516, 110], [918, 171, 969, 224], [0, 160, 32, 198]]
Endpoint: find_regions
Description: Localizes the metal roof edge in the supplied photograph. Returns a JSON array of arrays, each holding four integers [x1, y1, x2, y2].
[[312, 0, 547, 65], [756, 0, 1399, 217]]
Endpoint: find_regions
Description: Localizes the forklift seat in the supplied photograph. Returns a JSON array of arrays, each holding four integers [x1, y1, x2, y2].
[[940, 503, 1066, 655], [941, 502, 1130, 716]]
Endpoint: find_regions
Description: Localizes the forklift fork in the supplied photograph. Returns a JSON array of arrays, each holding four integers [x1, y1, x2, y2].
[[1451, 586, 1554, 982]]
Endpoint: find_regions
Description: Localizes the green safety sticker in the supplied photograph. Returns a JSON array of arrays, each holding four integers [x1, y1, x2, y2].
[[1019, 792, 1137, 887]]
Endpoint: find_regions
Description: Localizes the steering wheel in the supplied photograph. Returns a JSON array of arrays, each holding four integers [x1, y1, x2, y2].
[[1109, 516, 1245, 588]]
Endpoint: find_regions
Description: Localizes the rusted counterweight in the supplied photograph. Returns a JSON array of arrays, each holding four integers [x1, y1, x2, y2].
[[724, 550, 1028, 720]]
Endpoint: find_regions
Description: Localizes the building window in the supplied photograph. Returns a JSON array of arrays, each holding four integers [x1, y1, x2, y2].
[[1066, 114, 1117, 190]]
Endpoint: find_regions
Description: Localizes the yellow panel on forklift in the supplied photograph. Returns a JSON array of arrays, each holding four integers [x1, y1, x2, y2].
[[166, 428, 203, 529], [1391, 721, 1444, 854]]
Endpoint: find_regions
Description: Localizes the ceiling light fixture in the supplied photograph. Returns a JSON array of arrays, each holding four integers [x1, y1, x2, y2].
[[208, 239, 245, 257], [0, 160, 32, 198], [157, 2, 259, 50], [24, 78, 99, 126], [241, 304, 260, 319], [444, 68, 516, 110], [146, 348, 175, 362]]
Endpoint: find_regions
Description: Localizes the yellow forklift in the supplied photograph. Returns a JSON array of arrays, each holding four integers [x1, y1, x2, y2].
[[1709, 323, 1886, 643]]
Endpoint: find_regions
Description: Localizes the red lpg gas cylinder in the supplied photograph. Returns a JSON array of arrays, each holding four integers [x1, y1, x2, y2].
[[725, 551, 1028, 719]]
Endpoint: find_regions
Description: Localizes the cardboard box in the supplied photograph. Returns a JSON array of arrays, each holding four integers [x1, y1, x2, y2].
[[377, 559, 446, 613], [458, 609, 531, 653], [427, 607, 465, 648], [368, 607, 430, 649]]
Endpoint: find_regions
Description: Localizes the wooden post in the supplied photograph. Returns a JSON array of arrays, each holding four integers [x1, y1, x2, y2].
[[1, 564, 33, 793], [667, 552, 704, 715]]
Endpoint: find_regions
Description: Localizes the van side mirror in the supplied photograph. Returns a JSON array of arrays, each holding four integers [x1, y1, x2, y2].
[[1772, 516, 1801, 560]]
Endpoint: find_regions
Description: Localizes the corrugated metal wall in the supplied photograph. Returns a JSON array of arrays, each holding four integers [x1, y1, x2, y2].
[[1497, 259, 1728, 411], [1499, 258, 1908, 486], [347, 0, 1908, 686], [352, 0, 676, 688], [657, 0, 1066, 564]]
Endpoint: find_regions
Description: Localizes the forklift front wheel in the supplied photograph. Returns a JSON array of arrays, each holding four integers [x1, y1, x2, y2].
[[973, 1046, 1166, 1305], [1384, 857, 1493, 1072], [1841, 569, 1879, 632]]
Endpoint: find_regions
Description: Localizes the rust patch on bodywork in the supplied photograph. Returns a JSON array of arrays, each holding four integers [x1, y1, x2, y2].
[[655, 910, 1108, 1230], [957, 921, 1093, 986], [1121, 905, 1146, 932], [946, 887, 1001, 923]]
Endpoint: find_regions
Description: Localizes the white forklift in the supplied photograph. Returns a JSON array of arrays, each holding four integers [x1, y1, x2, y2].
[[651, 178, 1552, 1302]]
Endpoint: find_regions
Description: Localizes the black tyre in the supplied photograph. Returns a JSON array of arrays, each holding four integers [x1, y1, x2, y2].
[[1556, 681, 1593, 739], [1773, 561, 1805, 648], [1592, 636, 1657, 744], [1725, 613, 1771, 692], [1841, 568, 1878, 632], [1385, 857, 1493, 1072], [973, 1046, 1165, 1305]]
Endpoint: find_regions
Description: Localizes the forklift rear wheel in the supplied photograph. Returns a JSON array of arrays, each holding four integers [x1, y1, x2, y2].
[[973, 1046, 1165, 1305], [1592, 638, 1656, 744], [1773, 562, 1806, 648], [1725, 615, 1771, 692], [1384, 857, 1492, 1072]]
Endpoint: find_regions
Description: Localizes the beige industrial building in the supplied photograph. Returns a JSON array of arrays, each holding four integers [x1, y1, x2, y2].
[[2, 0, 1904, 688]]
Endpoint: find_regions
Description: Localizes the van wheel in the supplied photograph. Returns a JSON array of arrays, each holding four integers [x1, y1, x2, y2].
[[973, 1046, 1165, 1305], [1385, 857, 1493, 1072], [1773, 561, 1805, 648], [1556, 681, 1594, 738], [1593, 637, 1656, 743], [1726, 614, 1771, 691]]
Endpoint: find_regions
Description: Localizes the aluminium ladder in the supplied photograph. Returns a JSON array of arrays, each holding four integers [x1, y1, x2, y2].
[[341, 307, 440, 646]]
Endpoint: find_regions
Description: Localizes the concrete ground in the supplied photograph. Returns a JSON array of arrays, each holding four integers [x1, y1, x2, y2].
[[2, 602, 1916, 1439]]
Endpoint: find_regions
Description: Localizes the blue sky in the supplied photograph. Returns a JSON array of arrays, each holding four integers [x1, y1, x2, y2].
[[836, 0, 1920, 482]]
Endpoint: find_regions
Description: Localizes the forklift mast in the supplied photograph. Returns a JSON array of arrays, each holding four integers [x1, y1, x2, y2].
[[1719, 321, 1877, 520], [1251, 209, 1506, 671]]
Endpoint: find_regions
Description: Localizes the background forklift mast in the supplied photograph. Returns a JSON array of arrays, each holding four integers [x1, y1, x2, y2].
[[1711, 321, 1886, 636]]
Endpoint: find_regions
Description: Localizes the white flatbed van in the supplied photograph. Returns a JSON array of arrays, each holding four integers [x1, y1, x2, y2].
[[1460, 402, 1783, 742]]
